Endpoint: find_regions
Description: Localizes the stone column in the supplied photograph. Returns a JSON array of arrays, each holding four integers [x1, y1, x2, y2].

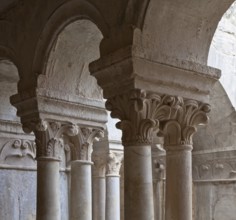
[[36, 157, 61, 220], [105, 152, 123, 220], [70, 160, 93, 220], [153, 160, 165, 220], [70, 127, 103, 220], [92, 153, 106, 220], [34, 120, 79, 220], [162, 98, 210, 220], [90, 43, 218, 220], [124, 144, 154, 220], [105, 90, 173, 220], [152, 143, 165, 220]]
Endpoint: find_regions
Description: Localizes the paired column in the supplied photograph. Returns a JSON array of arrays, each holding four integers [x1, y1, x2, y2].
[[105, 90, 211, 220], [92, 152, 106, 220], [69, 127, 103, 220], [105, 152, 123, 220], [105, 90, 172, 220], [34, 120, 79, 220]]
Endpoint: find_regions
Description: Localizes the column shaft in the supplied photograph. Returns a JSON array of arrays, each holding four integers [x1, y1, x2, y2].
[[124, 145, 154, 220], [165, 147, 192, 220], [154, 181, 164, 220], [37, 158, 61, 220], [92, 176, 106, 220], [70, 160, 93, 220], [106, 175, 120, 220]]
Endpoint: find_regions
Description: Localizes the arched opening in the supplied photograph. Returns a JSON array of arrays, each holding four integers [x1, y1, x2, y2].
[[0, 59, 37, 219], [208, 1, 236, 107], [134, 0, 235, 65], [40, 19, 103, 101], [192, 2, 236, 220], [0, 59, 19, 121], [35, 18, 125, 220], [40, 19, 105, 220]]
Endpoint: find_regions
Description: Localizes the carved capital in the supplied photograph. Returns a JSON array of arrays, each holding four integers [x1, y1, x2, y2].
[[106, 152, 123, 176], [70, 127, 104, 161], [33, 120, 79, 160], [92, 152, 107, 177], [106, 89, 172, 146], [162, 98, 210, 148]]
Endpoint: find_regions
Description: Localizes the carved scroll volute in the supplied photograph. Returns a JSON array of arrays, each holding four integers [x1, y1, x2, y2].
[[92, 153, 107, 177], [162, 98, 211, 147], [69, 127, 104, 161], [33, 120, 79, 160], [33, 120, 51, 159], [105, 89, 172, 147], [106, 152, 123, 176]]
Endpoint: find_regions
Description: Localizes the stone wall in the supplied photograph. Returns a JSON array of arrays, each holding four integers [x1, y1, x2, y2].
[[0, 120, 70, 220], [193, 2, 236, 219]]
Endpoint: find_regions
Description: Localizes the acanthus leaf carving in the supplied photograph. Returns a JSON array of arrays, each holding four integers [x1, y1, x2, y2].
[[106, 89, 172, 146], [106, 151, 123, 176], [69, 127, 104, 161], [162, 98, 210, 147], [92, 152, 107, 177], [106, 90, 210, 148], [33, 120, 79, 160]]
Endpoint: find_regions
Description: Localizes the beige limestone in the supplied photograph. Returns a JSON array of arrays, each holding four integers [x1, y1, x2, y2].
[[0, 1, 235, 220], [70, 160, 93, 220]]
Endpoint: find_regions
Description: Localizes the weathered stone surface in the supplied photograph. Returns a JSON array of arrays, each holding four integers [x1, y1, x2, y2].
[[41, 20, 103, 101], [0, 169, 70, 220], [193, 182, 236, 220], [208, 1, 236, 107], [0, 0, 236, 220], [0, 170, 36, 220]]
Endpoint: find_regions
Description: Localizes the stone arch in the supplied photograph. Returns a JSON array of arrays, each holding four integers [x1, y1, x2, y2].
[[0, 46, 16, 66], [38, 19, 104, 101], [193, 1, 236, 152], [24, 0, 109, 91], [0, 59, 19, 121], [131, 0, 235, 65], [208, 1, 236, 107]]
